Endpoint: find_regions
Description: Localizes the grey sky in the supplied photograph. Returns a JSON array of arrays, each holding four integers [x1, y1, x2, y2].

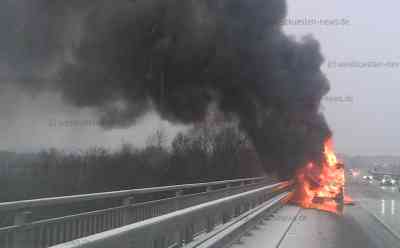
[[285, 0, 400, 155], [0, 0, 398, 155], [0, 86, 186, 152]]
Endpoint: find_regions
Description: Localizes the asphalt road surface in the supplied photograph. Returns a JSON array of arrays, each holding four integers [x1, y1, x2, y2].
[[230, 176, 400, 248]]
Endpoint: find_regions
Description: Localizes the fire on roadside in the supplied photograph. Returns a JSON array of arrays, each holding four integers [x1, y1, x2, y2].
[[291, 138, 353, 214]]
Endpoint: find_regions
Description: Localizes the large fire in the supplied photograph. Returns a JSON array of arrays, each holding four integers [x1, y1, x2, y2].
[[291, 138, 353, 214]]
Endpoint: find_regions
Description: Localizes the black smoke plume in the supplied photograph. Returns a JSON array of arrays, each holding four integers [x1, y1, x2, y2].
[[0, 0, 331, 179]]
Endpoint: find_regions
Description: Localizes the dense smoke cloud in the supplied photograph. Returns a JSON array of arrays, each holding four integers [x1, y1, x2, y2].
[[0, 0, 331, 178]]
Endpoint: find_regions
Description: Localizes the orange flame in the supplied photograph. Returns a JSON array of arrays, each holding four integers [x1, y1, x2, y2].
[[291, 138, 352, 214]]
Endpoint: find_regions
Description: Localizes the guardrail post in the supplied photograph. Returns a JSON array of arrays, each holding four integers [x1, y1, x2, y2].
[[175, 190, 184, 197], [206, 218, 213, 232], [14, 211, 32, 225], [184, 223, 194, 244], [224, 204, 235, 224], [122, 196, 135, 225], [154, 235, 166, 248], [205, 186, 214, 202], [13, 211, 33, 248], [175, 227, 183, 248], [174, 190, 184, 210], [222, 211, 230, 224], [224, 183, 232, 197], [206, 211, 215, 233], [234, 203, 242, 217]]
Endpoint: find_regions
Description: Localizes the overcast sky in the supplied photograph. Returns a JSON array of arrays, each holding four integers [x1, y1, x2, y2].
[[0, 0, 399, 155], [0, 85, 186, 152], [285, 0, 400, 155]]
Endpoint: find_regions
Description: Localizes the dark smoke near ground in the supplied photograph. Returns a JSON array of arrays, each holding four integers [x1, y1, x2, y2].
[[0, 0, 331, 179]]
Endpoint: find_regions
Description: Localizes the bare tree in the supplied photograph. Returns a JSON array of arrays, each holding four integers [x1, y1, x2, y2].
[[146, 128, 168, 148]]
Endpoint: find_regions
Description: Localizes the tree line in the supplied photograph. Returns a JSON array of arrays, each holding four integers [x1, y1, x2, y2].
[[0, 124, 268, 202]]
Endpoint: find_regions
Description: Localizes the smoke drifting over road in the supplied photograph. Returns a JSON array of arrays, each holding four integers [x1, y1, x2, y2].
[[0, 0, 331, 178]]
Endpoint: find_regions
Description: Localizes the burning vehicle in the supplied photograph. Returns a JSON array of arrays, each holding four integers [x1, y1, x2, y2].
[[291, 138, 353, 214]]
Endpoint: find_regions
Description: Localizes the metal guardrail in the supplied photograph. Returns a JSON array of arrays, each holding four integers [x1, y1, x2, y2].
[[190, 191, 291, 248], [0, 177, 267, 212], [0, 177, 271, 248], [51, 181, 292, 248]]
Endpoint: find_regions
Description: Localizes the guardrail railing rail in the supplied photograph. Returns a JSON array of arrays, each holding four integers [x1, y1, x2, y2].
[[0, 177, 272, 248], [51, 181, 292, 248]]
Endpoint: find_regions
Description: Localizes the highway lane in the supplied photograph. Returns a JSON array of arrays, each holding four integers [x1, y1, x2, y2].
[[230, 177, 400, 248], [348, 177, 400, 240]]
